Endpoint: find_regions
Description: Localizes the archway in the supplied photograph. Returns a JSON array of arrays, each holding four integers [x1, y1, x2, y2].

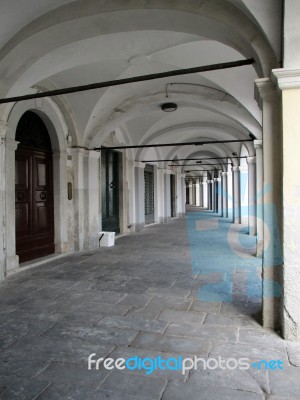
[[15, 111, 55, 262]]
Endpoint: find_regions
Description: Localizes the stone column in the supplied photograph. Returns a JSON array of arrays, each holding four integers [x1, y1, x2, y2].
[[221, 172, 228, 217], [254, 140, 264, 255], [202, 181, 208, 208], [163, 169, 171, 223], [199, 176, 203, 207], [272, 69, 300, 340], [188, 179, 193, 205], [255, 78, 282, 330], [85, 150, 101, 249], [5, 138, 19, 273], [216, 176, 222, 216], [0, 126, 6, 281], [207, 180, 212, 210], [134, 162, 145, 231], [71, 148, 86, 251], [247, 156, 257, 236], [232, 167, 241, 224], [227, 169, 233, 221], [195, 178, 201, 206], [181, 174, 186, 216]]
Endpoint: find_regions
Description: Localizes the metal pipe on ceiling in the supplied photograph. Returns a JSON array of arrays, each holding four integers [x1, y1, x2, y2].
[[95, 138, 252, 151], [0, 59, 254, 105], [142, 156, 248, 162]]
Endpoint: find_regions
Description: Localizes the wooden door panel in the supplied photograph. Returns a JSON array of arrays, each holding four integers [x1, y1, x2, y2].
[[15, 146, 54, 263]]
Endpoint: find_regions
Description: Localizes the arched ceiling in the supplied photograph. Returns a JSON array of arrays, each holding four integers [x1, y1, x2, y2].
[[0, 0, 282, 176]]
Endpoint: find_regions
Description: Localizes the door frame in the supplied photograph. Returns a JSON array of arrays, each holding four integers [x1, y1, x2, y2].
[[4, 100, 69, 274]]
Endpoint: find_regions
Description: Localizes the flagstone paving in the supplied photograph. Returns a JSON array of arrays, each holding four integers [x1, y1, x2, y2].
[[0, 210, 299, 399]]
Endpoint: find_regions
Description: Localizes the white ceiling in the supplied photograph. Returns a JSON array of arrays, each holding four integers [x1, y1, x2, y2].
[[0, 0, 282, 174]]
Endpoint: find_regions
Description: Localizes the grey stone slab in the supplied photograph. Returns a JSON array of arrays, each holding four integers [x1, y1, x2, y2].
[[0, 316, 57, 336], [66, 290, 126, 305], [158, 309, 206, 324], [267, 397, 300, 400], [147, 296, 192, 311], [189, 299, 221, 313], [126, 305, 162, 319], [37, 384, 130, 400], [130, 332, 210, 355], [1, 334, 114, 365], [110, 346, 188, 381], [166, 322, 238, 342], [239, 328, 285, 347], [162, 381, 264, 400], [45, 323, 138, 346], [146, 287, 190, 298], [0, 376, 50, 400], [101, 371, 167, 399], [269, 366, 300, 396], [189, 368, 263, 394], [246, 368, 270, 395], [116, 293, 152, 307], [204, 313, 260, 327], [0, 358, 50, 379], [210, 342, 289, 363], [97, 315, 168, 334], [36, 361, 108, 388], [286, 341, 300, 367], [221, 302, 262, 316], [76, 302, 130, 316]]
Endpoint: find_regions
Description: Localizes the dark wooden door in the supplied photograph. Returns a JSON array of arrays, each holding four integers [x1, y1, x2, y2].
[[170, 174, 176, 217], [15, 146, 54, 262], [101, 150, 120, 233], [144, 164, 154, 224]]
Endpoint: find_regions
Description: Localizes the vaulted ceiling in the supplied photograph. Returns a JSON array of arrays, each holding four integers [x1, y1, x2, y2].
[[0, 0, 282, 175]]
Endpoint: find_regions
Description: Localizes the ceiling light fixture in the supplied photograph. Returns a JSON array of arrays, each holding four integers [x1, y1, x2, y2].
[[161, 102, 177, 112]]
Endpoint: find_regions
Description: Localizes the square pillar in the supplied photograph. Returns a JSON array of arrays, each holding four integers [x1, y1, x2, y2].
[[134, 162, 145, 231], [255, 78, 283, 331], [247, 156, 257, 236], [232, 167, 241, 224], [272, 69, 300, 340]]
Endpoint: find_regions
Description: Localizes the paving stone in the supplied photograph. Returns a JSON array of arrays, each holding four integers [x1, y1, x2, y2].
[[36, 361, 108, 388], [130, 332, 210, 355], [101, 371, 167, 399], [0, 376, 49, 400], [110, 346, 189, 381], [158, 310, 206, 324], [268, 366, 300, 396], [189, 368, 263, 394], [210, 342, 289, 363], [37, 384, 133, 400], [116, 294, 152, 307], [266, 397, 300, 400], [45, 323, 138, 346], [162, 380, 265, 400], [0, 358, 50, 379], [76, 302, 130, 316], [204, 313, 260, 327], [1, 335, 114, 365], [166, 322, 238, 342], [146, 287, 190, 298], [97, 315, 168, 334], [286, 341, 300, 367], [239, 328, 285, 347], [221, 302, 262, 316], [147, 296, 192, 311], [189, 299, 221, 313], [126, 305, 162, 319]]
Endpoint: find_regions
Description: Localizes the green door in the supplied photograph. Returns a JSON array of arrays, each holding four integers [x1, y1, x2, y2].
[[101, 150, 120, 233]]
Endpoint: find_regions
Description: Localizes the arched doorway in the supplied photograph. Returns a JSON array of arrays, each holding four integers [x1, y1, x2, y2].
[[15, 111, 55, 263]]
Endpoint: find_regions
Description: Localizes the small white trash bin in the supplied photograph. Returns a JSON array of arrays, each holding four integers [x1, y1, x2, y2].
[[99, 231, 115, 247]]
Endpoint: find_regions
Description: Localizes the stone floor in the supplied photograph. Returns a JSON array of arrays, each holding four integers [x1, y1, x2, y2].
[[0, 210, 300, 399]]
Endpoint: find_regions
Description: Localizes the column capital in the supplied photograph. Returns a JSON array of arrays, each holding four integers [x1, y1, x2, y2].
[[5, 139, 19, 151], [71, 147, 88, 157], [272, 68, 300, 90], [134, 161, 145, 169], [232, 166, 240, 172], [254, 139, 263, 150], [221, 171, 228, 176], [255, 78, 277, 109], [247, 156, 256, 164], [214, 177, 221, 182], [201, 181, 207, 185]]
